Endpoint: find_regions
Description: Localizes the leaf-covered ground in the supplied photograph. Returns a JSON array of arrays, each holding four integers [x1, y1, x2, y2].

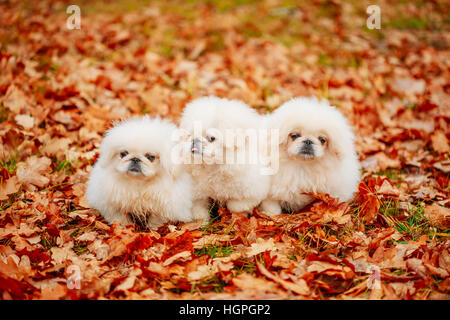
[[0, 0, 449, 300]]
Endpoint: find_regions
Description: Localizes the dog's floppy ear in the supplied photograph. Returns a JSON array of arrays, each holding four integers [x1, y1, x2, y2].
[[96, 123, 121, 168], [327, 132, 352, 161], [276, 126, 290, 152], [97, 138, 115, 168], [327, 138, 342, 159], [97, 154, 109, 168], [325, 124, 354, 160]]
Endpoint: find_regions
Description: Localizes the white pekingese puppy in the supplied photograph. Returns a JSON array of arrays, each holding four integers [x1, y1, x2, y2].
[[178, 96, 270, 218], [260, 97, 360, 215], [86, 116, 194, 229]]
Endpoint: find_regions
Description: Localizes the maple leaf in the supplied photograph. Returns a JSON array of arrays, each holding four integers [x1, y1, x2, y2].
[[2, 85, 29, 113], [0, 274, 36, 299], [256, 261, 310, 296], [0, 176, 20, 201], [16, 156, 52, 190], [310, 193, 351, 224], [430, 131, 449, 154], [424, 204, 450, 227], [245, 238, 275, 257], [356, 181, 380, 224]]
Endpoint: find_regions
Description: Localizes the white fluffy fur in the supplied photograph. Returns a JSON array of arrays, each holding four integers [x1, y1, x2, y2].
[[260, 97, 360, 215], [86, 116, 194, 229], [179, 96, 270, 217]]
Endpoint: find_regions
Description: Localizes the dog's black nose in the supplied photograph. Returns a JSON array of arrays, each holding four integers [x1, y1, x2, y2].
[[130, 157, 141, 163], [304, 139, 313, 145]]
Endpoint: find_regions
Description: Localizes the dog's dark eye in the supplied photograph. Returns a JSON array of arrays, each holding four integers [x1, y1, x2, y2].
[[145, 153, 156, 162], [289, 133, 301, 140], [319, 137, 327, 144], [206, 136, 216, 143], [120, 151, 128, 158]]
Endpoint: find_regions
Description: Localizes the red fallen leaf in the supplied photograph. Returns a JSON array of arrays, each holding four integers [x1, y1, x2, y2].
[[43, 202, 65, 225], [134, 46, 147, 57], [0, 274, 36, 299], [110, 275, 129, 292], [342, 258, 356, 272], [309, 193, 351, 224], [260, 251, 277, 270], [46, 223, 60, 237], [313, 274, 353, 294], [435, 174, 449, 191], [0, 167, 10, 180], [344, 240, 362, 249], [92, 75, 113, 90], [127, 234, 153, 252], [230, 213, 252, 244], [355, 181, 380, 224], [17, 248, 51, 264], [0, 84, 10, 96], [306, 252, 340, 265], [368, 227, 396, 256], [417, 100, 438, 112], [310, 193, 340, 205], [380, 271, 420, 283], [74, 40, 88, 54], [172, 278, 193, 291], [438, 278, 450, 293], [44, 85, 79, 101], [160, 231, 196, 261]]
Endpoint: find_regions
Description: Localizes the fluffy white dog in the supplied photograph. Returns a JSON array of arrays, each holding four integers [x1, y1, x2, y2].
[[178, 96, 270, 218], [86, 116, 194, 229], [260, 97, 360, 215]]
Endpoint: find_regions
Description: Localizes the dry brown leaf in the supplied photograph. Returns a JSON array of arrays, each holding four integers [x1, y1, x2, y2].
[[14, 114, 34, 129], [424, 204, 450, 226], [256, 261, 310, 296], [39, 283, 68, 300], [245, 238, 275, 257], [232, 273, 279, 293], [430, 131, 449, 153], [16, 156, 52, 189], [0, 176, 21, 201], [376, 180, 401, 197]]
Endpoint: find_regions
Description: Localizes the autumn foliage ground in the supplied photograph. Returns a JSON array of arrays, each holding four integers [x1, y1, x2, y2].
[[0, 0, 449, 300]]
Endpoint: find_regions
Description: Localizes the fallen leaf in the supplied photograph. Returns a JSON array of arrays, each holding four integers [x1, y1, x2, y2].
[[0, 176, 21, 200], [256, 261, 310, 296], [14, 114, 34, 129], [16, 156, 52, 189], [430, 131, 449, 153]]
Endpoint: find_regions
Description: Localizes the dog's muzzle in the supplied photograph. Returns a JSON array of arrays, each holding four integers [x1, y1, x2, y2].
[[191, 138, 202, 155], [298, 140, 315, 158], [128, 157, 142, 174]]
